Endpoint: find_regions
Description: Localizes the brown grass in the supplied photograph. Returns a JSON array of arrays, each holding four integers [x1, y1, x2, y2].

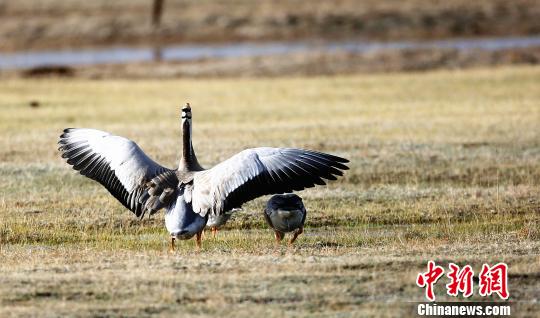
[[0, 66, 539, 316]]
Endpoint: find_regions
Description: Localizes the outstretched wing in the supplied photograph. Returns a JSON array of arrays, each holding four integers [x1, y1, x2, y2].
[[58, 128, 178, 217], [190, 147, 348, 216]]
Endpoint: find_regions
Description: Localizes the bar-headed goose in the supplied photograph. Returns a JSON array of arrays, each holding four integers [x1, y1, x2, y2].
[[204, 208, 239, 238], [58, 103, 349, 251], [264, 194, 306, 246]]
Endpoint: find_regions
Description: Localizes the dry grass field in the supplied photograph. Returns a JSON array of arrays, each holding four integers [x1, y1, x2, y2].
[[1, 66, 539, 317]]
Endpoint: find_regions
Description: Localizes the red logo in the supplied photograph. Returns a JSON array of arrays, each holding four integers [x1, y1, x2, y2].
[[479, 263, 509, 300], [417, 261, 509, 301], [446, 263, 474, 298], [416, 261, 445, 301]]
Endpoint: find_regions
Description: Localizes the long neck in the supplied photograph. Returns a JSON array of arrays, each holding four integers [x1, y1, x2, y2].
[[179, 120, 202, 171]]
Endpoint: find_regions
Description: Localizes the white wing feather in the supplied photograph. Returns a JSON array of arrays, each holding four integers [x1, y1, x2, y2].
[[191, 147, 348, 216], [59, 128, 175, 216]]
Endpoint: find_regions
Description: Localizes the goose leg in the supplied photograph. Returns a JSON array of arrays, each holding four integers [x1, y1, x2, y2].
[[195, 231, 203, 251], [211, 226, 218, 238], [169, 236, 176, 253], [288, 227, 304, 246], [274, 230, 284, 247]]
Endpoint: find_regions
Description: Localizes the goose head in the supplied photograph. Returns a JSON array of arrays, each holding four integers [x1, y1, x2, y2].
[[181, 103, 192, 160], [181, 103, 192, 132]]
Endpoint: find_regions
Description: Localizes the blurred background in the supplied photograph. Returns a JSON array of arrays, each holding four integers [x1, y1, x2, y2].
[[0, 0, 539, 78]]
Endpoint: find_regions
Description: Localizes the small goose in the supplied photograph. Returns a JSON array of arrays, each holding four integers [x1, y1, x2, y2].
[[58, 103, 348, 251], [264, 194, 306, 246], [204, 208, 239, 238]]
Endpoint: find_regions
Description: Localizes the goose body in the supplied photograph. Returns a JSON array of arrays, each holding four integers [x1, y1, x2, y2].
[[58, 104, 349, 250], [206, 212, 233, 230], [205, 208, 240, 238], [166, 193, 207, 240], [265, 194, 306, 245]]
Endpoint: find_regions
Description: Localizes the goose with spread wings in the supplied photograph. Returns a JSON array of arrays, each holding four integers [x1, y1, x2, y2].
[[58, 104, 349, 251]]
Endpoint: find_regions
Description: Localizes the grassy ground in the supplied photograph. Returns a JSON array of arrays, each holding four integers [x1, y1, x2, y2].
[[1, 66, 539, 317]]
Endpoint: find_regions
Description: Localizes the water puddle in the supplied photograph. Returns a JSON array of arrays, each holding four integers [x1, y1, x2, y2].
[[1, 36, 539, 70]]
